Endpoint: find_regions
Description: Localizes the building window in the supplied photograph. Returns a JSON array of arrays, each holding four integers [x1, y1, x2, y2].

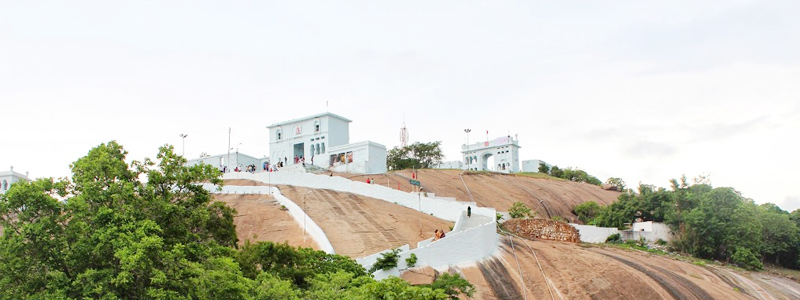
[[321, 143, 325, 153], [2, 180, 7, 190], [314, 119, 320, 132], [276, 129, 282, 140], [316, 143, 320, 155]]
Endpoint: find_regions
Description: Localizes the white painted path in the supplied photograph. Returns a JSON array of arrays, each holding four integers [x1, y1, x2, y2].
[[217, 171, 498, 279]]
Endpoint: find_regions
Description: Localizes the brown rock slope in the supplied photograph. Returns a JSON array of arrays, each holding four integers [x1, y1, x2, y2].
[[438, 238, 800, 300], [344, 169, 621, 221], [213, 193, 321, 250], [277, 185, 453, 259]]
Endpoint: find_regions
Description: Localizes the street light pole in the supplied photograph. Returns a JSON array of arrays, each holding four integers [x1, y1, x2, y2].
[[179, 134, 188, 156], [236, 143, 242, 170], [418, 187, 424, 237], [464, 129, 471, 170], [227, 128, 231, 172], [303, 190, 312, 244]]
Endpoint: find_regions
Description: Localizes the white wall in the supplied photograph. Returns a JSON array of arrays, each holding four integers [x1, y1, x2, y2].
[[361, 220, 498, 280], [0, 169, 30, 195], [569, 224, 620, 243], [201, 184, 336, 254], [224, 172, 494, 222], [327, 141, 387, 174], [626, 222, 674, 243], [327, 117, 350, 147], [188, 153, 262, 171], [222, 171, 499, 280], [434, 161, 464, 170]]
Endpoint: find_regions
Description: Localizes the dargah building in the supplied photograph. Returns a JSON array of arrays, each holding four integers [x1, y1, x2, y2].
[[266, 112, 387, 174]]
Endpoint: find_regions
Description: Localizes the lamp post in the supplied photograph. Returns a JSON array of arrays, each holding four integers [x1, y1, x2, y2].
[[303, 190, 312, 244], [179, 134, 188, 156], [418, 187, 424, 237], [227, 128, 231, 172], [464, 129, 471, 170], [236, 143, 242, 170]]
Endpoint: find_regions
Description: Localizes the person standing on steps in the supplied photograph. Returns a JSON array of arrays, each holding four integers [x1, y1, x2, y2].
[[467, 206, 472, 218]]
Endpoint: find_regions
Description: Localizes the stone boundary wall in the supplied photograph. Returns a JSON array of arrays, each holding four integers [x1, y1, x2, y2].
[[504, 219, 580, 243], [202, 184, 336, 254]]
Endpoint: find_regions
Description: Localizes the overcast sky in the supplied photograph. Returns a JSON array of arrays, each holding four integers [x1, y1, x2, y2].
[[2, 1, 798, 211]]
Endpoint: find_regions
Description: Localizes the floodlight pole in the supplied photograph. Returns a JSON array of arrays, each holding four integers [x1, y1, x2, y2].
[[464, 129, 471, 170], [418, 187, 424, 237], [236, 143, 242, 170], [304, 191, 312, 244], [227, 128, 231, 172], [179, 134, 188, 156]]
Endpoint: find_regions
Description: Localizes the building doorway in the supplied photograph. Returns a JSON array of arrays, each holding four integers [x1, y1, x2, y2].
[[293, 143, 305, 163], [482, 152, 494, 171]]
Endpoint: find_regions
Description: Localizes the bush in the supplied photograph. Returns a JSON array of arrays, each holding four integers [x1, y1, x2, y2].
[[605, 233, 621, 243], [731, 247, 763, 271], [496, 213, 505, 223], [509, 202, 533, 219], [405, 253, 417, 268], [424, 273, 475, 300], [369, 249, 401, 273]]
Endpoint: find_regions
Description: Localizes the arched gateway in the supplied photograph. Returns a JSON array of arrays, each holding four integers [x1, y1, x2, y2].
[[462, 136, 520, 173]]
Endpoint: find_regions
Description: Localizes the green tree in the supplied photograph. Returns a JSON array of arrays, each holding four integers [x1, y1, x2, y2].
[[0, 141, 239, 299], [423, 273, 475, 300], [573, 201, 602, 224], [538, 163, 550, 174], [758, 204, 799, 265], [387, 142, 444, 170], [0, 142, 480, 299], [605, 177, 626, 191]]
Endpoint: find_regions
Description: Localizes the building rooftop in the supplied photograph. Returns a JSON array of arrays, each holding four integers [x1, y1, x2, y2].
[[266, 112, 352, 128]]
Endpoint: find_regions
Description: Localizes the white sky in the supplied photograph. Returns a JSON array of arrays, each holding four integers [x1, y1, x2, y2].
[[2, 1, 799, 211]]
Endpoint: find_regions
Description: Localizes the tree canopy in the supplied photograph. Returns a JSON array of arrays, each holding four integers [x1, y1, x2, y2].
[[387, 142, 444, 170], [583, 175, 800, 270], [0, 141, 473, 299]]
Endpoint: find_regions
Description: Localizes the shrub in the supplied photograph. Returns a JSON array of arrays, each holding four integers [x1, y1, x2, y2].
[[369, 249, 401, 273], [405, 253, 417, 268], [424, 273, 475, 300], [731, 247, 763, 271], [605, 233, 621, 243], [509, 202, 532, 219], [496, 213, 505, 223]]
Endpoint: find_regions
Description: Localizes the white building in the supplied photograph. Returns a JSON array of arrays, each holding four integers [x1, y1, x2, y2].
[[0, 166, 30, 195], [462, 136, 520, 173], [186, 152, 265, 172], [434, 161, 464, 169], [522, 159, 549, 173], [267, 112, 387, 174]]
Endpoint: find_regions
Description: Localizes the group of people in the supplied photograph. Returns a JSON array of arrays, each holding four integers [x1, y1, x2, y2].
[[433, 229, 447, 241], [366, 177, 376, 184], [234, 164, 258, 173]]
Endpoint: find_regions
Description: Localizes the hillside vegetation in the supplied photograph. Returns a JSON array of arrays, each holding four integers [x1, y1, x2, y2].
[[0, 142, 472, 299], [583, 175, 800, 271]]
